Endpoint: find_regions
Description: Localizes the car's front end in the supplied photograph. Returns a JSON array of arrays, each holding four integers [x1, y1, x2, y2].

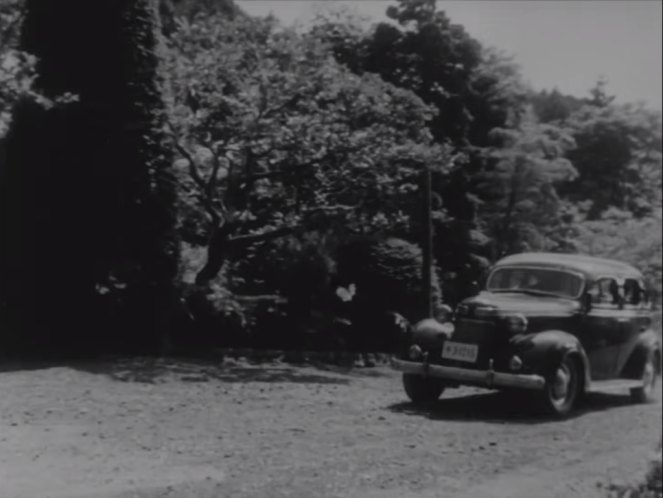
[[392, 293, 584, 392], [392, 262, 591, 415]]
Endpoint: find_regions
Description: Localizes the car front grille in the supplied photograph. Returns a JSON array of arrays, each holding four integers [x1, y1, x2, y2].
[[445, 317, 505, 370], [453, 318, 499, 343]]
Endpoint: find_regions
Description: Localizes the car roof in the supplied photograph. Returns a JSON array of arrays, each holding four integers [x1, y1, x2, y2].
[[493, 252, 643, 280]]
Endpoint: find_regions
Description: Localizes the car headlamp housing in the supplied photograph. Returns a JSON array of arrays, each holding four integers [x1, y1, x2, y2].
[[504, 313, 528, 335], [408, 344, 423, 361]]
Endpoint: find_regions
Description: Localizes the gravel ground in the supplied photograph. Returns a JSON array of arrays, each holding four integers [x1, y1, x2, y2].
[[1, 357, 660, 498]]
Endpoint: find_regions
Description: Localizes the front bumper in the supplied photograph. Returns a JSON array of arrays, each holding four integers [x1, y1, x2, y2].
[[391, 357, 545, 390]]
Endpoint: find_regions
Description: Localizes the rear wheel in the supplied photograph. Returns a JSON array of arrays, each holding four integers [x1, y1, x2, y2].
[[630, 350, 660, 404], [538, 355, 581, 418], [402, 374, 444, 405]]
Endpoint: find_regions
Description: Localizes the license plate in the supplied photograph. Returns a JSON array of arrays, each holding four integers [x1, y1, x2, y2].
[[442, 341, 479, 363]]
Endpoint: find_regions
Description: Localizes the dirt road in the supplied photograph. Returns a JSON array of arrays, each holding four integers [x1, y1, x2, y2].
[[1, 357, 660, 498]]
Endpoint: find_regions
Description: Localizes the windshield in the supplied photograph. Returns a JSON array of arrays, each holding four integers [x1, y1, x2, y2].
[[486, 267, 584, 299]]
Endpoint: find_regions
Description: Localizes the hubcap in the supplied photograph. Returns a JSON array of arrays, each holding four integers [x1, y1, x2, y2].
[[552, 365, 571, 401], [549, 362, 576, 409], [642, 360, 655, 392]]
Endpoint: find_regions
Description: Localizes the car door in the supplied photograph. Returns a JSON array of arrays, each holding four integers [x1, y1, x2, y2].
[[583, 277, 623, 380], [614, 278, 652, 374]]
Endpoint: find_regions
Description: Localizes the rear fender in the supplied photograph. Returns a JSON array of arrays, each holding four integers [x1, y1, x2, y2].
[[621, 329, 661, 379], [511, 330, 591, 390]]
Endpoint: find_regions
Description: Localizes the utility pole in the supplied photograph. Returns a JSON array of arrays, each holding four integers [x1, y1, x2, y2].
[[422, 167, 433, 318]]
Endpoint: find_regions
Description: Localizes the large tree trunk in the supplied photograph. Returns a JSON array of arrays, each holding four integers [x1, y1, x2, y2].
[[0, 0, 180, 355]]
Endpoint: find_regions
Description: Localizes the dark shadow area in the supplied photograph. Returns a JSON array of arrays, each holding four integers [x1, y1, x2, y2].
[[0, 354, 393, 385], [304, 359, 391, 378], [387, 388, 647, 425]]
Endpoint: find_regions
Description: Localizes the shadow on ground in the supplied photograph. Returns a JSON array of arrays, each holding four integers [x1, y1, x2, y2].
[[387, 389, 650, 425], [0, 354, 393, 385]]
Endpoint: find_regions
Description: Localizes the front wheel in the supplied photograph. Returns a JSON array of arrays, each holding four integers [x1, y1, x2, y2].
[[537, 355, 581, 418], [630, 350, 660, 404], [402, 374, 445, 405]]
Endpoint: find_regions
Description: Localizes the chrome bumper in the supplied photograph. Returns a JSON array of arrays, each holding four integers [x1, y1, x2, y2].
[[391, 357, 545, 390]]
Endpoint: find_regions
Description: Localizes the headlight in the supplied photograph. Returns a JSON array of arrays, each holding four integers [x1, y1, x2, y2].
[[439, 322, 455, 335], [505, 314, 528, 335], [408, 344, 423, 360], [392, 312, 409, 332], [509, 355, 523, 371]]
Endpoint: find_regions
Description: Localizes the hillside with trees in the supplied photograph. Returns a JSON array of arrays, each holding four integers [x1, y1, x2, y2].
[[0, 0, 660, 355]]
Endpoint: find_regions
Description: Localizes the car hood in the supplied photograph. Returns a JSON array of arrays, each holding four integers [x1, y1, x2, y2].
[[459, 291, 581, 318]]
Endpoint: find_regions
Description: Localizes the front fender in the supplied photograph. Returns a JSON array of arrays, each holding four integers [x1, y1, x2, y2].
[[511, 330, 591, 387], [409, 318, 454, 348]]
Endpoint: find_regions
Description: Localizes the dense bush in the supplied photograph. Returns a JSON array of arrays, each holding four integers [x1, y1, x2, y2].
[[337, 237, 442, 320], [334, 236, 443, 352]]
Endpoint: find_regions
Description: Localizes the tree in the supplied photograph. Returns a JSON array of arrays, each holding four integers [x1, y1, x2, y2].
[[561, 101, 662, 219], [573, 207, 663, 305], [165, 13, 452, 285], [336, 236, 443, 350], [159, 0, 240, 35], [310, 0, 532, 304], [0, 0, 33, 138], [476, 111, 577, 258], [530, 88, 586, 124], [0, 0, 180, 354]]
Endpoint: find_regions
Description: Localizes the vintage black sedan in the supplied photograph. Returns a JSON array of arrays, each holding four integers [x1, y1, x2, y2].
[[392, 252, 661, 417]]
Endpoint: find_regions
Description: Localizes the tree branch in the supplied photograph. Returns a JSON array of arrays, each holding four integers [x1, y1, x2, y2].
[[194, 204, 358, 285], [169, 126, 224, 226], [228, 225, 301, 246]]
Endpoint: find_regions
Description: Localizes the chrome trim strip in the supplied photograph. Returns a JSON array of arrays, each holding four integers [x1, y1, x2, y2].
[[391, 357, 546, 390]]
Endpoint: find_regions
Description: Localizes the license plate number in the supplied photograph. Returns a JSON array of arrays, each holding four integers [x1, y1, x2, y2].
[[442, 341, 479, 363]]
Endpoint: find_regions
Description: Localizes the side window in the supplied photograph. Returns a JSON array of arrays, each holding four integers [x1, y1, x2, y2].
[[624, 279, 649, 309], [589, 278, 621, 307]]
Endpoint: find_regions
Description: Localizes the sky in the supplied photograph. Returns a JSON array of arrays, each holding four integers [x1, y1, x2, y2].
[[236, 0, 663, 110]]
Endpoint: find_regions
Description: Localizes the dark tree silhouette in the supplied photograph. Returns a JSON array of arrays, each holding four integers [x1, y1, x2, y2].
[[0, 0, 180, 355]]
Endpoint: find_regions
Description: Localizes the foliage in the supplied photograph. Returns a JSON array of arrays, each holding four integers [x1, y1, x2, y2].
[[1, 0, 661, 356], [0, 0, 31, 137], [310, 0, 532, 305], [561, 100, 662, 220], [159, 0, 240, 35], [0, 0, 180, 353], [572, 208, 663, 305], [476, 111, 578, 258], [323, 0, 484, 146], [336, 236, 442, 323], [166, 12, 451, 284], [530, 88, 586, 124], [0, 0, 71, 139]]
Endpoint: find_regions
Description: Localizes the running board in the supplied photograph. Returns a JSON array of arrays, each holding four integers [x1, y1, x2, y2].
[[588, 379, 642, 393]]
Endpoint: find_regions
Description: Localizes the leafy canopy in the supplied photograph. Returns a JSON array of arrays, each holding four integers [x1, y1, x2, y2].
[[166, 12, 453, 282]]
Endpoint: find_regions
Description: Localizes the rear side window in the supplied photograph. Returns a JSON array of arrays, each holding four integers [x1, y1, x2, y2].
[[589, 277, 649, 309], [624, 278, 649, 308]]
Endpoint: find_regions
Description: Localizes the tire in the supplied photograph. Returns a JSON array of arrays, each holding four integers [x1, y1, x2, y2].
[[538, 354, 581, 418], [402, 373, 444, 405], [630, 350, 660, 404]]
